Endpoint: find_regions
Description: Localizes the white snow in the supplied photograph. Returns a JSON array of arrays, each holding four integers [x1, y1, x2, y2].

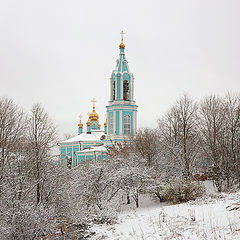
[[78, 145, 107, 153], [62, 130, 106, 143], [92, 191, 240, 240]]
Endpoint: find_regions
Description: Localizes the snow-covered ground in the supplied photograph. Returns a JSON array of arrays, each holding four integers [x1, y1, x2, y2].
[[92, 185, 240, 239]]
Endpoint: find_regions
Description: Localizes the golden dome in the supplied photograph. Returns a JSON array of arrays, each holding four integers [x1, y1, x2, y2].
[[119, 42, 125, 49], [89, 105, 99, 121], [78, 114, 83, 128], [86, 119, 92, 126], [78, 120, 83, 128]]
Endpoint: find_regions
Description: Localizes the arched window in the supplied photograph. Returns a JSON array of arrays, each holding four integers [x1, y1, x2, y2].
[[110, 114, 113, 134], [113, 81, 116, 100], [124, 114, 131, 135], [123, 80, 129, 100]]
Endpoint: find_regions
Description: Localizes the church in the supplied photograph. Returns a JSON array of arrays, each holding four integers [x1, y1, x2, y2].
[[60, 33, 138, 167]]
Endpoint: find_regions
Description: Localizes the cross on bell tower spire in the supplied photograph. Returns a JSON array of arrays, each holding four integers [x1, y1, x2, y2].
[[91, 98, 96, 110], [120, 30, 125, 43], [91, 98, 96, 105], [119, 30, 125, 49]]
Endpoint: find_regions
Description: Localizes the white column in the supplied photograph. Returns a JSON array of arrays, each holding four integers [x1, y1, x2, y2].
[[110, 78, 112, 101], [133, 111, 135, 135], [107, 111, 110, 135], [135, 111, 137, 134], [119, 110, 122, 136], [120, 75, 123, 99], [132, 75, 134, 101], [130, 75, 133, 101], [113, 111, 116, 135]]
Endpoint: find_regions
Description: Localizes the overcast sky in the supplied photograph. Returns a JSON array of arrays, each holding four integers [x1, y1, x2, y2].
[[0, 0, 239, 137]]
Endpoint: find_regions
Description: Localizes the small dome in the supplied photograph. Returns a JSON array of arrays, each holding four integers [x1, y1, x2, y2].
[[119, 42, 125, 49], [78, 120, 83, 128], [78, 114, 83, 128], [86, 119, 92, 126]]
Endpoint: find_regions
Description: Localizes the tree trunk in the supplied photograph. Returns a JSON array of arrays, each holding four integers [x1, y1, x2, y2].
[[136, 195, 139, 208], [127, 194, 130, 204]]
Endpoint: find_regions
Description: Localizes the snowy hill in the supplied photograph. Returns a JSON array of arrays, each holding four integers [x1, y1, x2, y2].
[[93, 190, 240, 240]]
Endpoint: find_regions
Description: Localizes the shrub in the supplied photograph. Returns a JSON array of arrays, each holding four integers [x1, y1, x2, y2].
[[162, 178, 205, 204], [146, 184, 166, 202]]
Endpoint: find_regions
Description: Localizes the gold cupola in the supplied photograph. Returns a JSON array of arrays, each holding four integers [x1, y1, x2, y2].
[[78, 120, 83, 128], [78, 114, 83, 128], [86, 117, 92, 126], [88, 98, 99, 122]]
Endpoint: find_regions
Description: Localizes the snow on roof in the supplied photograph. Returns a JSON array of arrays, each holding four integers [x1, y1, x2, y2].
[[78, 145, 107, 153], [62, 130, 106, 143]]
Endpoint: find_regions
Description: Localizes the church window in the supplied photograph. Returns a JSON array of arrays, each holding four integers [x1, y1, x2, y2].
[[110, 114, 113, 134], [113, 81, 116, 100], [124, 114, 131, 135], [123, 80, 129, 100]]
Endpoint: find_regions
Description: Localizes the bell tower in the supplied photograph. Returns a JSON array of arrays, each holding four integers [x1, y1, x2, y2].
[[106, 32, 138, 141]]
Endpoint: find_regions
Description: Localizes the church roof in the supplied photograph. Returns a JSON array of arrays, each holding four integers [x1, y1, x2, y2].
[[62, 130, 106, 143]]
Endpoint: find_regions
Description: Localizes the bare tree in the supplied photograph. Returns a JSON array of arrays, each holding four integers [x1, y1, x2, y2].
[[158, 94, 199, 179], [223, 93, 240, 187], [26, 103, 57, 205], [132, 128, 159, 168], [219, 93, 240, 189], [199, 95, 226, 191], [0, 96, 26, 190]]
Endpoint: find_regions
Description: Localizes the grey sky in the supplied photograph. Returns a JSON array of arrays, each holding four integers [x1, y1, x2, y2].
[[0, 0, 239, 137]]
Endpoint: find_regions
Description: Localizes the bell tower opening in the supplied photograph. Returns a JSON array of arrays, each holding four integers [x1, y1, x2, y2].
[[113, 80, 116, 100], [123, 80, 129, 101]]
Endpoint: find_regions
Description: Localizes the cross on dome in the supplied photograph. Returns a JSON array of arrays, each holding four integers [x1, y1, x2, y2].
[[119, 30, 125, 49], [78, 114, 83, 128], [120, 30, 125, 43], [88, 98, 99, 122], [91, 98, 96, 107]]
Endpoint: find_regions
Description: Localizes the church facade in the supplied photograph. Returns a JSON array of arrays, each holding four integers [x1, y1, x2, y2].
[[60, 34, 138, 167]]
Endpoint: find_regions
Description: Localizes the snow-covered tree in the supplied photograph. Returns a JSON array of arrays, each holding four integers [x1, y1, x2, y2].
[[158, 94, 200, 179], [25, 103, 58, 205], [131, 128, 160, 167], [0, 96, 26, 191], [222, 93, 240, 188]]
